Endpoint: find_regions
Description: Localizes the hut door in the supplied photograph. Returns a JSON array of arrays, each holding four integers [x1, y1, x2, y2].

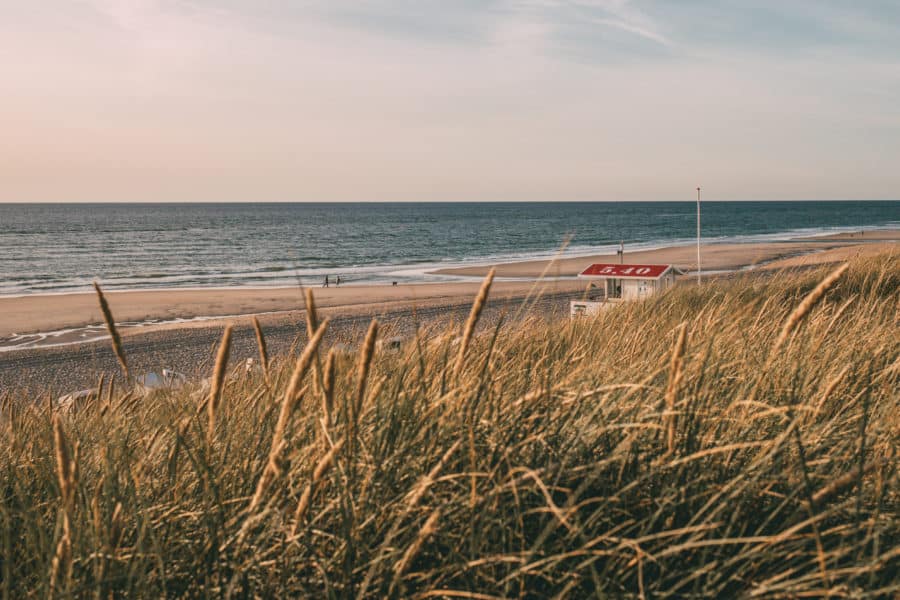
[[607, 279, 621, 299]]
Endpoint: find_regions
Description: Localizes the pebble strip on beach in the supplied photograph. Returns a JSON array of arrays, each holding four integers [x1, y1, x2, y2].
[[0, 291, 581, 400]]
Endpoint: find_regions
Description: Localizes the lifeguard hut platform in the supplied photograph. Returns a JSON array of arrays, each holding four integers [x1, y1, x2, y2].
[[570, 263, 680, 317]]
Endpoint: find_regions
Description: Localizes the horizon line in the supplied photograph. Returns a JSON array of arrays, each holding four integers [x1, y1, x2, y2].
[[2, 199, 899, 205]]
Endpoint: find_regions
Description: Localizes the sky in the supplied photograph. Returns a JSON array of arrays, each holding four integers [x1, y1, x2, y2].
[[1, 1, 899, 202]]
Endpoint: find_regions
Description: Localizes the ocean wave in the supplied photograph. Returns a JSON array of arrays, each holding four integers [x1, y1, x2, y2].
[[1, 206, 896, 297]]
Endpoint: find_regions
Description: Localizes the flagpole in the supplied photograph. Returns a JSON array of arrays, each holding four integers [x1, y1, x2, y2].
[[696, 186, 701, 286]]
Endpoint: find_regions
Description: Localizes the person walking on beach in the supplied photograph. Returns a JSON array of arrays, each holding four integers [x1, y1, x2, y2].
[[336, 275, 341, 287], [323, 275, 330, 288]]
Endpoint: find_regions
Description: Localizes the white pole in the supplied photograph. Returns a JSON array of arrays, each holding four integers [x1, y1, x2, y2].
[[696, 186, 701, 286]]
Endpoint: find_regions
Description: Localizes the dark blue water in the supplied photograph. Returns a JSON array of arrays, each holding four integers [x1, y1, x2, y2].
[[0, 201, 897, 295]]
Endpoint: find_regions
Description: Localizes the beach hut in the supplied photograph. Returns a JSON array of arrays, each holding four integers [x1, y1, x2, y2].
[[571, 263, 679, 316]]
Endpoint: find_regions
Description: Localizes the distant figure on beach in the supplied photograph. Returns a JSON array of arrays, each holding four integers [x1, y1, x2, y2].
[[336, 275, 341, 286], [323, 275, 330, 288]]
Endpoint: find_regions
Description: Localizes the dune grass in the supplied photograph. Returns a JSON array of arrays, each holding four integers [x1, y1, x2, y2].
[[0, 254, 897, 598]]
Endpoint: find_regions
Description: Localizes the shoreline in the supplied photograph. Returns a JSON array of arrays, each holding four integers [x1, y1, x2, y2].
[[3, 225, 897, 299], [1, 230, 896, 350], [1, 236, 896, 395]]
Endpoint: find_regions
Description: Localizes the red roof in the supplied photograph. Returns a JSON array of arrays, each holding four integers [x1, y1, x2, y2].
[[579, 263, 672, 279]]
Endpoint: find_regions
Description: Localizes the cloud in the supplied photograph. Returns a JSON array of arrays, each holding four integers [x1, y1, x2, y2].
[[590, 17, 669, 46], [81, 0, 157, 30]]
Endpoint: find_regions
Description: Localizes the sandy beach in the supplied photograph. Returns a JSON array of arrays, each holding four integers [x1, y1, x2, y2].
[[1, 231, 896, 343], [0, 279, 586, 394], [0, 288, 582, 396], [0, 231, 895, 395], [0, 280, 582, 341]]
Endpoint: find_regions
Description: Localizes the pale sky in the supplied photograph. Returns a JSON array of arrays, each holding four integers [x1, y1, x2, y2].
[[2, 1, 899, 202]]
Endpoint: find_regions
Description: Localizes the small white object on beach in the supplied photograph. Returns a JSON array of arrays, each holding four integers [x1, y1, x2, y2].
[[162, 368, 188, 386], [59, 369, 191, 409], [55, 388, 96, 412], [136, 369, 189, 395]]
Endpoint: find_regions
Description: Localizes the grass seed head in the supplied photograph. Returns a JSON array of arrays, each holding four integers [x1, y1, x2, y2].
[[208, 324, 234, 445], [355, 319, 379, 416], [771, 262, 850, 357], [454, 268, 495, 378], [252, 317, 269, 381], [93, 282, 129, 379]]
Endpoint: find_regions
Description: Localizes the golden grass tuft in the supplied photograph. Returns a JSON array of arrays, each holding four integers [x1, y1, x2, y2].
[[252, 317, 269, 382], [49, 415, 78, 596], [392, 507, 442, 580], [93, 282, 129, 379], [771, 262, 850, 356], [1, 254, 897, 598], [664, 322, 689, 456], [52, 415, 76, 513], [322, 348, 336, 428], [291, 438, 344, 533], [249, 318, 329, 514], [454, 268, 495, 378], [304, 288, 324, 395], [355, 319, 379, 419], [207, 324, 233, 446]]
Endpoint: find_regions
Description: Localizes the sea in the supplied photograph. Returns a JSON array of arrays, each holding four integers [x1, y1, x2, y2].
[[1, 201, 897, 297]]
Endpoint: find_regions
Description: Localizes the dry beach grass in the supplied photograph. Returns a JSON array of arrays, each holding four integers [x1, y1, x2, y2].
[[0, 253, 897, 597]]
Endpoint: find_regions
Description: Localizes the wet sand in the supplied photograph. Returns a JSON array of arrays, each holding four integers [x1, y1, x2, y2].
[[810, 230, 900, 241]]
